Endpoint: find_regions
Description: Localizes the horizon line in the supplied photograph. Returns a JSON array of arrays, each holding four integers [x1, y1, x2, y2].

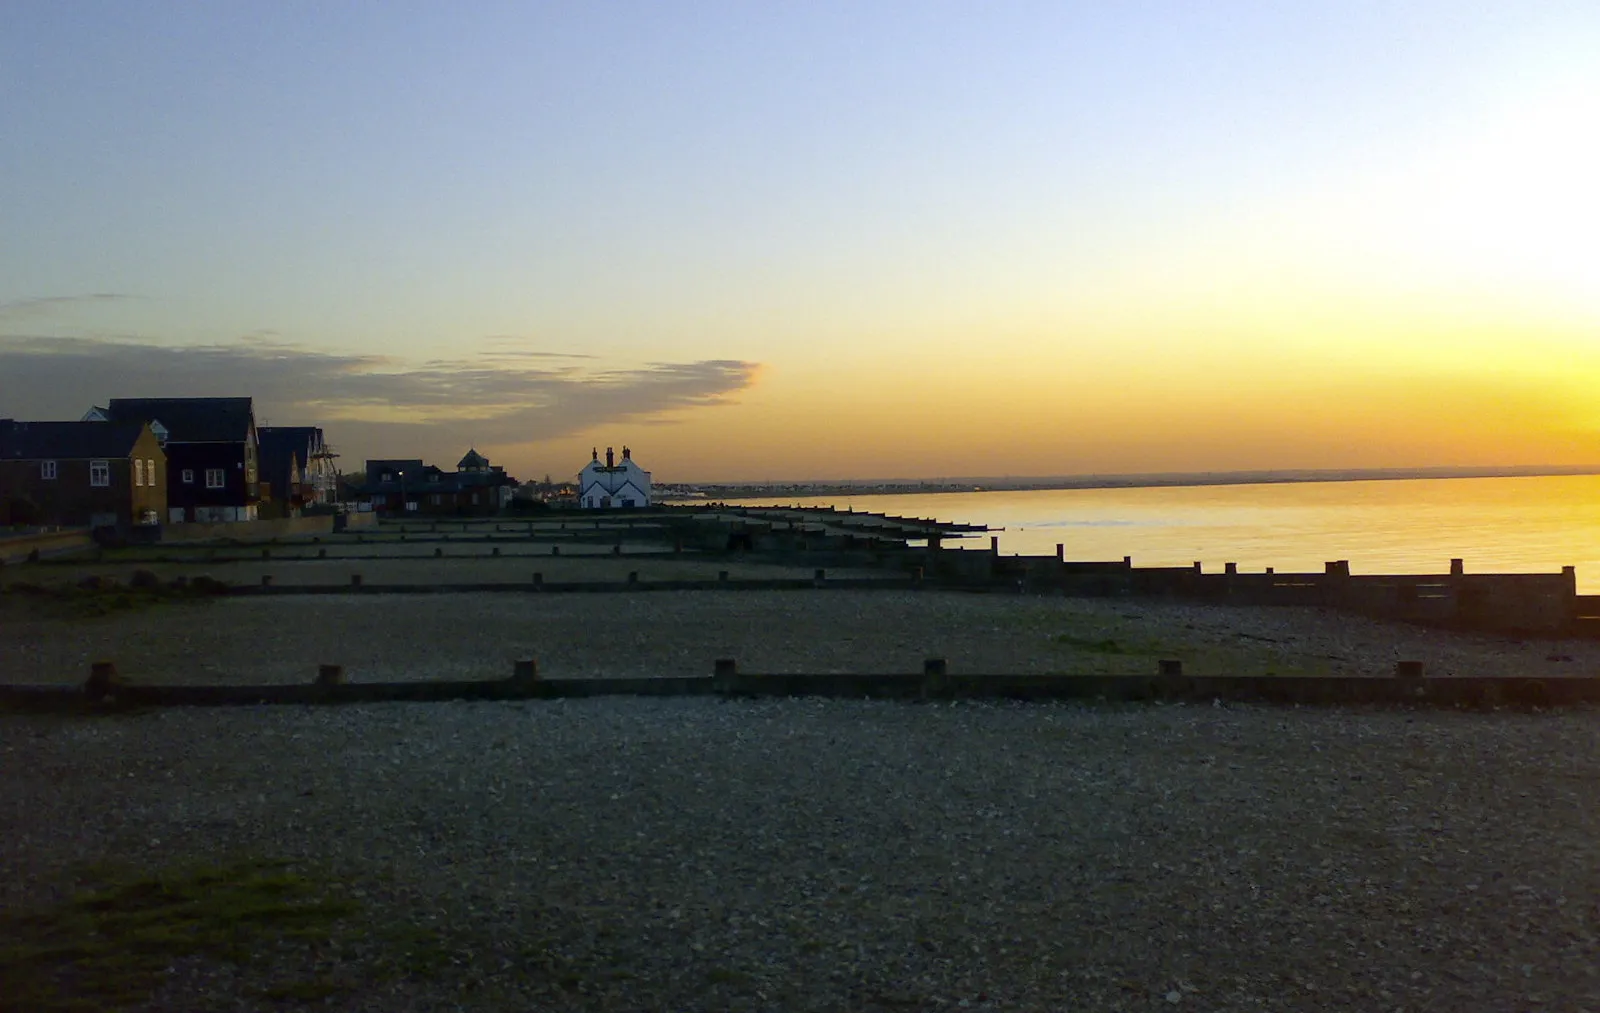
[[664, 464, 1600, 493]]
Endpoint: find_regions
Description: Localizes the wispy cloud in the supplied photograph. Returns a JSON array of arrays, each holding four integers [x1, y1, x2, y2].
[[0, 294, 137, 320], [0, 334, 759, 463]]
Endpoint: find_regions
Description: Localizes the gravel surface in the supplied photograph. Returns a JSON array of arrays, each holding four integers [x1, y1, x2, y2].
[[4, 590, 1600, 686], [4, 699, 1600, 1011]]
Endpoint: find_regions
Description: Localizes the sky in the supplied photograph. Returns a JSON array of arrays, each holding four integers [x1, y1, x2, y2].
[[3, 2, 1598, 482]]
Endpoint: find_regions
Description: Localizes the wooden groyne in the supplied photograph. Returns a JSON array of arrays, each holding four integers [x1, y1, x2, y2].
[[2, 659, 1591, 712], [913, 548, 1587, 636]]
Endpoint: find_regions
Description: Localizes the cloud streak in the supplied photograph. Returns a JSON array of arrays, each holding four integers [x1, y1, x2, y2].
[[0, 294, 137, 320], [0, 334, 759, 464]]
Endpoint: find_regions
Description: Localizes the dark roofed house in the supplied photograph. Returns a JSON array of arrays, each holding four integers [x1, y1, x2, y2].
[[357, 452, 516, 516], [257, 426, 335, 518], [0, 420, 166, 530], [103, 398, 258, 523]]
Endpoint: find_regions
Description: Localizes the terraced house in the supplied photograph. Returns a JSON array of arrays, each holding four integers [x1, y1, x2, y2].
[[0, 419, 166, 531]]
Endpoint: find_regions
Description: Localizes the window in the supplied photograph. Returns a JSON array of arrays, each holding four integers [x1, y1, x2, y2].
[[182, 469, 194, 484], [89, 460, 110, 487], [40, 460, 57, 480], [147, 459, 156, 484], [205, 468, 225, 489], [135, 459, 144, 486]]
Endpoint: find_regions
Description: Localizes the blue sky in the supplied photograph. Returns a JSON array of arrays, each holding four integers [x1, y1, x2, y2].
[[4, 2, 1598, 479]]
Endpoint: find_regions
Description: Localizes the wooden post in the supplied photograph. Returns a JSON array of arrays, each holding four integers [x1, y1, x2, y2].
[[511, 659, 539, 686], [85, 661, 119, 700], [990, 536, 999, 555], [1055, 543, 1064, 561], [1224, 562, 1237, 575], [552, 545, 560, 556], [316, 664, 345, 686], [434, 547, 443, 557], [1450, 558, 1465, 576], [1193, 562, 1202, 573]]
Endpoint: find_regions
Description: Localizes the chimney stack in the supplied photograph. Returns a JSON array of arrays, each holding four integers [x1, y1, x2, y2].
[[622, 446, 631, 461], [606, 447, 614, 468]]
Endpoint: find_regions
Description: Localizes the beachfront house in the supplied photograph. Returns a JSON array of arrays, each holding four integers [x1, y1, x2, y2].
[[98, 397, 260, 523], [578, 446, 651, 508], [258, 426, 337, 517], [0, 419, 167, 531], [356, 451, 516, 516]]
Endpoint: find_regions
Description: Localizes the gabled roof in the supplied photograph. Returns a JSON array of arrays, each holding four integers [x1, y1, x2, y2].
[[259, 428, 324, 468], [0, 420, 149, 460], [259, 427, 324, 453], [258, 428, 316, 493], [106, 398, 254, 442], [458, 448, 489, 470], [365, 459, 425, 485]]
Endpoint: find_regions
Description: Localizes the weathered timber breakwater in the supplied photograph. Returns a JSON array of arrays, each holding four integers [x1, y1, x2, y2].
[[1, 656, 1590, 711], [13, 504, 1592, 637]]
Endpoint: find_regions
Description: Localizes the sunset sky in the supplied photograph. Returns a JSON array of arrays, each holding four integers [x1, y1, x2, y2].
[[3, 2, 1598, 481]]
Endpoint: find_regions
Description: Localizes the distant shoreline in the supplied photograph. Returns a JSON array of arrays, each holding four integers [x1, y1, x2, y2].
[[665, 465, 1600, 501]]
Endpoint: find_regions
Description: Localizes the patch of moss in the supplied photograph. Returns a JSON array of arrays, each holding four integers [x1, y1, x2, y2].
[[1053, 633, 1128, 653], [0, 859, 358, 1012], [0, 576, 226, 620]]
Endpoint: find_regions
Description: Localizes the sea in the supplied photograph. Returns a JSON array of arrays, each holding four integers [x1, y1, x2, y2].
[[728, 474, 1600, 593]]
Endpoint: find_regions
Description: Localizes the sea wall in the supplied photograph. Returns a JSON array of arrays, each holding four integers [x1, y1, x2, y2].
[[0, 528, 94, 564]]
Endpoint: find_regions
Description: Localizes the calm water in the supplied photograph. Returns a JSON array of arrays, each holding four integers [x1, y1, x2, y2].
[[730, 474, 1600, 592]]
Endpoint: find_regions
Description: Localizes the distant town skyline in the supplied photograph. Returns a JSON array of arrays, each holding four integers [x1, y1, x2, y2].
[[4, 3, 1598, 481]]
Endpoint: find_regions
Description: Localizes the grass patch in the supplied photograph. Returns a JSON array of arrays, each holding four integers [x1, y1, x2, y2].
[[0, 575, 226, 620], [0, 859, 358, 1012], [1052, 633, 1129, 654]]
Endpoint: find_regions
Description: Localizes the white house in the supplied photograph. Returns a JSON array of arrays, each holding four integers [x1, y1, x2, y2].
[[579, 446, 651, 508]]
